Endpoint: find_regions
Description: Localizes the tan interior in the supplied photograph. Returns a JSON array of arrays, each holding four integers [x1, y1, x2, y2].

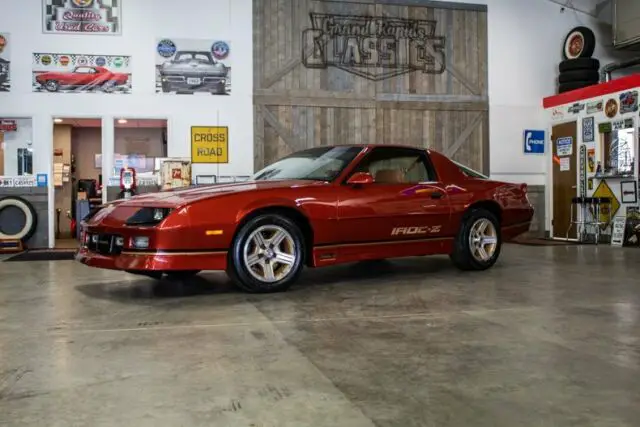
[[374, 169, 405, 184]]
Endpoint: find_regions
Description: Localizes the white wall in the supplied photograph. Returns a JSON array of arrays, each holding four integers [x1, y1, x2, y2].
[[0, 0, 253, 180], [444, 0, 637, 185], [1, 118, 33, 176]]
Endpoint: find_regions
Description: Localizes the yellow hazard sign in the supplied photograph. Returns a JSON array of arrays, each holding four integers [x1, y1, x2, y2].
[[191, 126, 228, 163]]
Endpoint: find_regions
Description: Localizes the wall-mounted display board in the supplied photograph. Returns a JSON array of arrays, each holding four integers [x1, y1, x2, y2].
[[32, 53, 131, 94], [252, 0, 488, 173], [0, 33, 10, 92], [155, 38, 231, 95], [42, 0, 121, 35]]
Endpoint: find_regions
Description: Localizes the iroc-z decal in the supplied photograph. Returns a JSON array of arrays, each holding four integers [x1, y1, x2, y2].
[[391, 225, 441, 236]]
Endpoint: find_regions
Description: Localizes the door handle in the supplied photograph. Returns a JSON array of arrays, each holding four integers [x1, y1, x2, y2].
[[430, 191, 444, 199], [571, 185, 577, 189]]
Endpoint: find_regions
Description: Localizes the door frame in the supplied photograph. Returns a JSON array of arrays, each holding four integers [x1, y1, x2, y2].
[[547, 118, 579, 241]]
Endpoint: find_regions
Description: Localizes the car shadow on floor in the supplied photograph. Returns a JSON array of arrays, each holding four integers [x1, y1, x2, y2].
[[74, 255, 471, 304]]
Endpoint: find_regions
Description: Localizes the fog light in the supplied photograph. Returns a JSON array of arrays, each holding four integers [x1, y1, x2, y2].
[[131, 236, 149, 249], [115, 237, 124, 246], [91, 235, 98, 243]]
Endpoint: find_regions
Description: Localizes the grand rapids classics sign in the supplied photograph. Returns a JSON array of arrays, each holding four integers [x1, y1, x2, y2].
[[301, 13, 447, 81]]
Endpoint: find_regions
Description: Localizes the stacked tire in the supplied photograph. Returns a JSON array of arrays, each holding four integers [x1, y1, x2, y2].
[[558, 26, 600, 94]]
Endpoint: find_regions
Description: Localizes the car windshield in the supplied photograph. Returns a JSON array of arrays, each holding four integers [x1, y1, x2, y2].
[[251, 146, 363, 182], [175, 52, 212, 63]]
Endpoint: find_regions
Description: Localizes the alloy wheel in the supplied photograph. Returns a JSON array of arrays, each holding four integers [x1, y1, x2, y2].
[[242, 225, 297, 283], [468, 218, 498, 262]]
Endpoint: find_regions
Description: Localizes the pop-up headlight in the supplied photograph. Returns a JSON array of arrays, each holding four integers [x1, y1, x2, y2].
[[125, 207, 172, 226]]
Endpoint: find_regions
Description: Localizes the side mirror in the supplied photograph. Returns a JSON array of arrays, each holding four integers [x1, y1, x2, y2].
[[346, 172, 374, 186]]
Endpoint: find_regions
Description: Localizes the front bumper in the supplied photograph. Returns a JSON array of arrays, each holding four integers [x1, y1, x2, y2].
[[160, 73, 226, 91], [76, 246, 228, 272]]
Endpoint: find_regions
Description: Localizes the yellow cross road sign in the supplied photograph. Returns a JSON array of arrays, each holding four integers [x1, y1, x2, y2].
[[191, 126, 228, 163]]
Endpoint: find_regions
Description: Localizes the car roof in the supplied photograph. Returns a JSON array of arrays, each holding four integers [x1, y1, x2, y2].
[[315, 143, 440, 154]]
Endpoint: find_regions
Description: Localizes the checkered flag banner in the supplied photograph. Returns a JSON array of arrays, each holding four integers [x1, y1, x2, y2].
[[43, 0, 121, 34]]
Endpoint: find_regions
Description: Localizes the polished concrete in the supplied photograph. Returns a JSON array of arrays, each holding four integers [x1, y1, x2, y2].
[[1, 244, 640, 426]]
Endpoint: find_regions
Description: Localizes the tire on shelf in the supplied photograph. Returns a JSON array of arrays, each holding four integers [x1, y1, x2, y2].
[[559, 57, 600, 73], [0, 196, 38, 242], [562, 26, 596, 60], [558, 69, 600, 84], [559, 80, 599, 93]]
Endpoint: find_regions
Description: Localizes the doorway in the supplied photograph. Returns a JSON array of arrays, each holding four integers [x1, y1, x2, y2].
[[52, 117, 103, 249], [551, 121, 578, 239]]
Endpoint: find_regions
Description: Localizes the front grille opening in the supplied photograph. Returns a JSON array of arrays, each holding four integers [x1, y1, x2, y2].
[[86, 233, 123, 255]]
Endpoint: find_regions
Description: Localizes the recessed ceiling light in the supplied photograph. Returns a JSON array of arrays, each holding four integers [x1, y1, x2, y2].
[[118, 119, 127, 124], [54, 118, 63, 123]]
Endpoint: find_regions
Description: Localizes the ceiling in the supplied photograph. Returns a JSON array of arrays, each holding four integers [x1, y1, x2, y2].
[[54, 118, 167, 128]]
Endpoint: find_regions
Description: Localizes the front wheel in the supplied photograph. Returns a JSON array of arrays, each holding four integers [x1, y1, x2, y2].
[[227, 213, 305, 293], [449, 208, 501, 271]]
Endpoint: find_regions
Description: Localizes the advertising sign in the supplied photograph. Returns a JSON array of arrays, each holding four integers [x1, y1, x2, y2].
[[0, 33, 10, 92], [155, 38, 231, 95], [301, 13, 446, 81], [191, 126, 229, 163], [32, 53, 131, 94], [43, 0, 121, 35]]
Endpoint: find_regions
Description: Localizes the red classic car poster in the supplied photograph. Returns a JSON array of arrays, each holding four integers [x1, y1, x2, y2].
[[155, 38, 231, 95], [42, 0, 121, 35], [32, 53, 131, 94], [0, 33, 10, 92]]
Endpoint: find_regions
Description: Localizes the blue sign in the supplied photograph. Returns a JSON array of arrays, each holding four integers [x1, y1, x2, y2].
[[556, 137, 573, 156], [524, 129, 545, 154], [211, 41, 230, 60], [157, 39, 177, 58], [36, 173, 48, 187]]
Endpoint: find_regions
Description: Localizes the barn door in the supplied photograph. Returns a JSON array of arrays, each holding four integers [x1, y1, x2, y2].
[[253, 0, 489, 172]]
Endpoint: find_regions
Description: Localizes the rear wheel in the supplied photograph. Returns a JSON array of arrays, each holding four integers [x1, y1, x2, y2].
[[449, 208, 501, 271], [227, 213, 305, 293]]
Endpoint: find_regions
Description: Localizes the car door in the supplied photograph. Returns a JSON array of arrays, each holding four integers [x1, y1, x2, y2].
[[337, 147, 451, 245]]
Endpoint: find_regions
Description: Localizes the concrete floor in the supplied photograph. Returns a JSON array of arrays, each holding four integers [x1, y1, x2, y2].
[[1, 244, 639, 427]]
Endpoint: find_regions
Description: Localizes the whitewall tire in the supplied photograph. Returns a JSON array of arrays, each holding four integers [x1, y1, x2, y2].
[[0, 196, 38, 241]]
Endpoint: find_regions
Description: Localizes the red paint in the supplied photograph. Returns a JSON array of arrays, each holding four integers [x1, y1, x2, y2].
[[543, 74, 640, 109], [35, 66, 129, 88], [77, 145, 534, 273]]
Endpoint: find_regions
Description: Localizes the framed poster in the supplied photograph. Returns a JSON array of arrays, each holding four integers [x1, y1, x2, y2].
[[582, 116, 594, 142], [621, 180, 637, 204], [155, 38, 231, 95], [43, 0, 121, 35], [0, 33, 9, 92], [32, 53, 131, 93]]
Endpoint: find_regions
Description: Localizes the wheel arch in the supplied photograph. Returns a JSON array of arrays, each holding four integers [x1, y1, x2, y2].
[[233, 205, 315, 266], [465, 200, 502, 225]]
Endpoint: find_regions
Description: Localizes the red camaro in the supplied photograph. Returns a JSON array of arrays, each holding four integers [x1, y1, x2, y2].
[[76, 145, 534, 293], [35, 66, 129, 92]]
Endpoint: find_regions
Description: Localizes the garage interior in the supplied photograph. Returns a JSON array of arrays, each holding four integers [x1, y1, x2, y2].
[[2, 0, 640, 426]]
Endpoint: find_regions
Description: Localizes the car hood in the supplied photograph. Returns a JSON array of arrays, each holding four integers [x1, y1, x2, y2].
[[113, 179, 325, 208], [163, 61, 226, 74]]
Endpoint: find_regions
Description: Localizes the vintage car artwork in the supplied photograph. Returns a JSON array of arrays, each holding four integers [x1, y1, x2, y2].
[[34, 66, 129, 92], [77, 144, 534, 293], [158, 50, 228, 94]]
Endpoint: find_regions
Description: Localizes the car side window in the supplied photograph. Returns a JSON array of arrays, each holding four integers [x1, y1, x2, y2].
[[350, 147, 436, 184], [75, 67, 94, 74]]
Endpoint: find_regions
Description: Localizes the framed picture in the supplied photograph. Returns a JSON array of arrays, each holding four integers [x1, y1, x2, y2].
[[621, 180, 637, 203], [582, 116, 594, 142]]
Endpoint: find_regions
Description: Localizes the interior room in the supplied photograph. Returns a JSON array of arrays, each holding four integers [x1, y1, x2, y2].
[[0, 118, 33, 177]]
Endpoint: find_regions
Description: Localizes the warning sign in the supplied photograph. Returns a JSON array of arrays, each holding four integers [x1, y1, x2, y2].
[[191, 126, 228, 164]]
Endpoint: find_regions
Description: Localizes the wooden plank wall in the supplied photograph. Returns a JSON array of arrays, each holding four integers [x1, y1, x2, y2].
[[253, 0, 489, 172]]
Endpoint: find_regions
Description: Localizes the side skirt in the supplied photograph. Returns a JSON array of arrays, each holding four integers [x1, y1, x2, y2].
[[311, 237, 455, 267]]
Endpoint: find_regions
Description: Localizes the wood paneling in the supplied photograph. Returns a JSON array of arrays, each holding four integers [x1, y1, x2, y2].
[[253, 0, 489, 172]]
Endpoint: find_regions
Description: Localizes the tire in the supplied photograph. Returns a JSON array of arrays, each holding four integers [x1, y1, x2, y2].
[[559, 58, 600, 73], [559, 80, 598, 93], [558, 69, 599, 84], [449, 208, 501, 271], [562, 26, 596, 60], [0, 196, 38, 242], [44, 80, 59, 92], [165, 270, 201, 280], [227, 213, 305, 293]]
